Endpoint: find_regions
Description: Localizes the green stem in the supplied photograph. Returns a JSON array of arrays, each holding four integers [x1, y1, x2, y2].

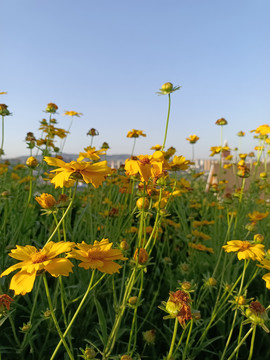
[[227, 327, 253, 360], [27, 169, 33, 204], [45, 181, 78, 245], [43, 275, 74, 360], [131, 137, 136, 157], [182, 319, 193, 360], [248, 325, 256, 360], [50, 271, 106, 360], [167, 317, 178, 360], [0, 115, 5, 157], [162, 94, 171, 151]]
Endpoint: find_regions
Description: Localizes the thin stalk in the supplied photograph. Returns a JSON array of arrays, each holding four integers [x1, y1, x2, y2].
[[162, 94, 171, 151], [227, 327, 253, 360], [43, 275, 74, 360], [167, 317, 178, 360], [182, 319, 193, 360], [248, 325, 256, 360], [45, 181, 78, 245], [50, 271, 106, 360], [131, 137, 136, 156]]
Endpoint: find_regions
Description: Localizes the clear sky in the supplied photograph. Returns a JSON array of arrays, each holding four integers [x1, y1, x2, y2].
[[2, 0, 270, 159]]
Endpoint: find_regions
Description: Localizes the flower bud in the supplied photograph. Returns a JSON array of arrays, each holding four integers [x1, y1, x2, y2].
[[143, 329, 156, 344], [254, 234, 264, 243], [128, 296, 138, 305], [235, 296, 246, 305], [121, 356, 133, 360], [136, 197, 149, 210], [161, 82, 173, 92], [120, 240, 129, 250], [26, 156, 38, 168]]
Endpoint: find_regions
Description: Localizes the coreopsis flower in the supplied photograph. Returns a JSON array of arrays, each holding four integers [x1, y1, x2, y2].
[[239, 153, 247, 160], [0, 104, 12, 116], [77, 146, 106, 161], [87, 128, 99, 136], [222, 240, 265, 261], [0, 242, 74, 295], [188, 242, 214, 254], [169, 155, 192, 171], [191, 230, 211, 241], [0, 92, 7, 95], [237, 160, 250, 178], [150, 144, 162, 151], [210, 146, 230, 157], [215, 117, 228, 126], [126, 129, 146, 138], [156, 82, 181, 95], [251, 124, 270, 136], [248, 211, 269, 222], [66, 238, 127, 274], [44, 156, 112, 188], [237, 131, 245, 137], [258, 259, 270, 289], [125, 151, 168, 183], [162, 290, 192, 326], [186, 135, 199, 144], [45, 103, 58, 113], [0, 294, 14, 312], [63, 110, 83, 117], [35, 193, 57, 209]]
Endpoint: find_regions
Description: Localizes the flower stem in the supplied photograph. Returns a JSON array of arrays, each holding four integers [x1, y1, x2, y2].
[[167, 317, 178, 360], [45, 181, 78, 245], [50, 271, 106, 360], [162, 94, 171, 151], [227, 327, 253, 360], [248, 325, 256, 360], [43, 275, 74, 360]]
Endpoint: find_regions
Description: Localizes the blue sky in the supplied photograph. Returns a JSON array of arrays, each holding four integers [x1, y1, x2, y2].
[[2, 0, 270, 159]]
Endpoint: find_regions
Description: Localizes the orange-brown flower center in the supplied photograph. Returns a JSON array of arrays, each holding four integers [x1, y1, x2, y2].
[[32, 251, 48, 264], [239, 241, 251, 251]]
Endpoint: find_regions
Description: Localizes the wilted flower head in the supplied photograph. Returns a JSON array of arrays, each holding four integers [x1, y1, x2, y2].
[[87, 128, 99, 136], [163, 290, 192, 326], [215, 118, 228, 126], [0, 294, 14, 313], [45, 103, 58, 113], [35, 193, 57, 209], [0, 104, 11, 116]]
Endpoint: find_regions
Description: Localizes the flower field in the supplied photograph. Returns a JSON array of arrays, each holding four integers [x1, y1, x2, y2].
[[0, 84, 270, 360]]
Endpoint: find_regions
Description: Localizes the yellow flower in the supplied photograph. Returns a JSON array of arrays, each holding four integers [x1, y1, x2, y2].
[[45, 103, 58, 113], [77, 146, 106, 161], [222, 240, 265, 261], [191, 230, 211, 240], [251, 124, 270, 136], [169, 156, 192, 171], [67, 238, 127, 274], [125, 151, 168, 182], [237, 131, 245, 137], [188, 242, 214, 254], [126, 129, 146, 138], [248, 211, 269, 222], [186, 135, 199, 144], [0, 242, 74, 295], [44, 156, 112, 188], [150, 144, 162, 151], [35, 193, 57, 209], [63, 111, 83, 117]]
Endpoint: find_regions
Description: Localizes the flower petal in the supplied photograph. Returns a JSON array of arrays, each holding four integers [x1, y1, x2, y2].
[[45, 258, 74, 277], [9, 270, 36, 295]]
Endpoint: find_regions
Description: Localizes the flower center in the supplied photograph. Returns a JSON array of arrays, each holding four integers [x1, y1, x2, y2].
[[32, 251, 48, 264], [239, 241, 251, 251]]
